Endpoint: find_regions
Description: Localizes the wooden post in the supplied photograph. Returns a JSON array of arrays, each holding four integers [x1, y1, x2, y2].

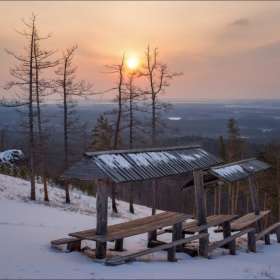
[[248, 229, 256, 252], [115, 239, 124, 251], [276, 226, 280, 243], [248, 175, 263, 233], [193, 169, 208, 257], [193, 169, 206, 226], [167, 246, 176, 262], [96, 180, 108, 259], [264, 233, 271, 245], [67, 240, 81, 252], [172, 222, 183, 251], [223, 221, 235, 254]]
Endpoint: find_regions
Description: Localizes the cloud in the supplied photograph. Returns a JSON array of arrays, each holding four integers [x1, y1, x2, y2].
[[227, 18, 249, 27]]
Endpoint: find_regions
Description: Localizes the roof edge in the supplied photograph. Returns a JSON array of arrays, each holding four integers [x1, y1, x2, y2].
[[84, 144, 202, 157]]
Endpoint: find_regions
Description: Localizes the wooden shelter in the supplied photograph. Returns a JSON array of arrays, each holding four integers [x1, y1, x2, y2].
[[60, 145, 222, 258]]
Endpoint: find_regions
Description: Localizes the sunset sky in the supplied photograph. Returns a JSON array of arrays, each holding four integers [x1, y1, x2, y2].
[[1, 1, 280, 100]]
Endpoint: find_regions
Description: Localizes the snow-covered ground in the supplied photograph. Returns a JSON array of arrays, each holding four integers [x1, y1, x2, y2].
[[1, 173, 280, 279]]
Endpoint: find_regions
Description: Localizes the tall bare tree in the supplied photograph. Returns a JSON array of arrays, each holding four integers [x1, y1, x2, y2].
[[54, 44, 94, 203], [123, 70, 147, 213], [0, 125, 10, 152], [102, 54, 126, 213], [1, 14, 39, 200], [138, 45, 182, 216], [33, 27, 59, 202]]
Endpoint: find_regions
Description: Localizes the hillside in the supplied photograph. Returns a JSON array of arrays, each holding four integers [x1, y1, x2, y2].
[[1, 174, 280, 279]]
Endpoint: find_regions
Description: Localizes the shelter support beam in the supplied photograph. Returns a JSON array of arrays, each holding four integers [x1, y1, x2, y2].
[[248, 175, 263, 233], [193, 169, 208, 257], [96, 180, 108, 259]]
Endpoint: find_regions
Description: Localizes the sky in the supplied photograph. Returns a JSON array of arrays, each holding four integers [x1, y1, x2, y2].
[[0, 1, 280, 100]]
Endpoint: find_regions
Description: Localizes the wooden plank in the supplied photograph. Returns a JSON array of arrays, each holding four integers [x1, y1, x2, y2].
[[231, 211, 271, 231], [209, 228, 255, 253], [95, 180, 108, 259], [255, 222, 280, 241], [105, 233, 209, 266]]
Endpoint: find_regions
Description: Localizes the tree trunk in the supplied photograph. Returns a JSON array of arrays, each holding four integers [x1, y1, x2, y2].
[[34, 55, 49, 202], [129, 183, 134, 214], [218, 187, 221, 215], [29, 22, 36, 201], [112, 182, 118, 213]]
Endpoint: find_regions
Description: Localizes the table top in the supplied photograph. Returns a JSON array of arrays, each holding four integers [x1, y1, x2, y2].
[[69, 211, 193, 242], [230, 210, 271, 231], [165, 214, 237, 233]]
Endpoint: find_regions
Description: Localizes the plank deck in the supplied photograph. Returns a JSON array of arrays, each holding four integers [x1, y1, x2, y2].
[[69, 211, 193, 242], [230, 211, 271, 231], [105, 233, 209, 266], [209, 228, 255, 252]]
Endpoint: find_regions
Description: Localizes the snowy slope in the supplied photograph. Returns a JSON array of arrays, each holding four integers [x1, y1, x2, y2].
[[0, 173, 280, 279]]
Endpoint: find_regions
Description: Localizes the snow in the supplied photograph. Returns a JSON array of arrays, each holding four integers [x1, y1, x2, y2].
[[97, 154, 132, 169], [127, 153, 150, 167], [180, 155, 195, 162], [1, 173, 280, 279], [0, 149, 24, 166], [214, 165, 245, 177]]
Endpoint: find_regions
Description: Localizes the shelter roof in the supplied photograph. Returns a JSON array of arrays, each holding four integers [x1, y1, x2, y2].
[[209, 158, 271, 184], [61, 145, 222, 183], [181, 158, 271, 189]]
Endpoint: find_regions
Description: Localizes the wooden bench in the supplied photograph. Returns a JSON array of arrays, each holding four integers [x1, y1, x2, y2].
[[51, 237, 83, 252], [214, 211, 271, 233], [105, 233, 209, 266], [255, 222, 280, 245], [209, 228, 256, 255]]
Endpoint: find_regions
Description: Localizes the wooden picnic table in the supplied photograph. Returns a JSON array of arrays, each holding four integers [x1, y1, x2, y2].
[[69, 211, 193, 243]]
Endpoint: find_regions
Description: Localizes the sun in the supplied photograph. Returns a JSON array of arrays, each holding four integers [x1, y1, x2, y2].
[[127, 58, 138, 69]]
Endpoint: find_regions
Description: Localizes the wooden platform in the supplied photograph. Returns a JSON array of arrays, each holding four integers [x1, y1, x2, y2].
[[69, 211, 193, 242]]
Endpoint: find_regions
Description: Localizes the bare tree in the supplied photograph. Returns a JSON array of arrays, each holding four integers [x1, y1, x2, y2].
[[0, 14, 39, 200], [32, 26, 59, 201], [54, 45, 95, 203], [123, 70, 147, 213], [102, 54, 127, 213], [0, 125, 10, 152], [138, 45, 182, 217]]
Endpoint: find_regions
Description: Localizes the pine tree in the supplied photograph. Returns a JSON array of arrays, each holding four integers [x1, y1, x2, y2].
[[89, 115, 113, 152]]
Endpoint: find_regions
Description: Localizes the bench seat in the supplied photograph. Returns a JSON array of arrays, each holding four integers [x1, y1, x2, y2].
[[209, 228, 256, 255], [105, 233, 209, 266], [51, 237, 83, 252]]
